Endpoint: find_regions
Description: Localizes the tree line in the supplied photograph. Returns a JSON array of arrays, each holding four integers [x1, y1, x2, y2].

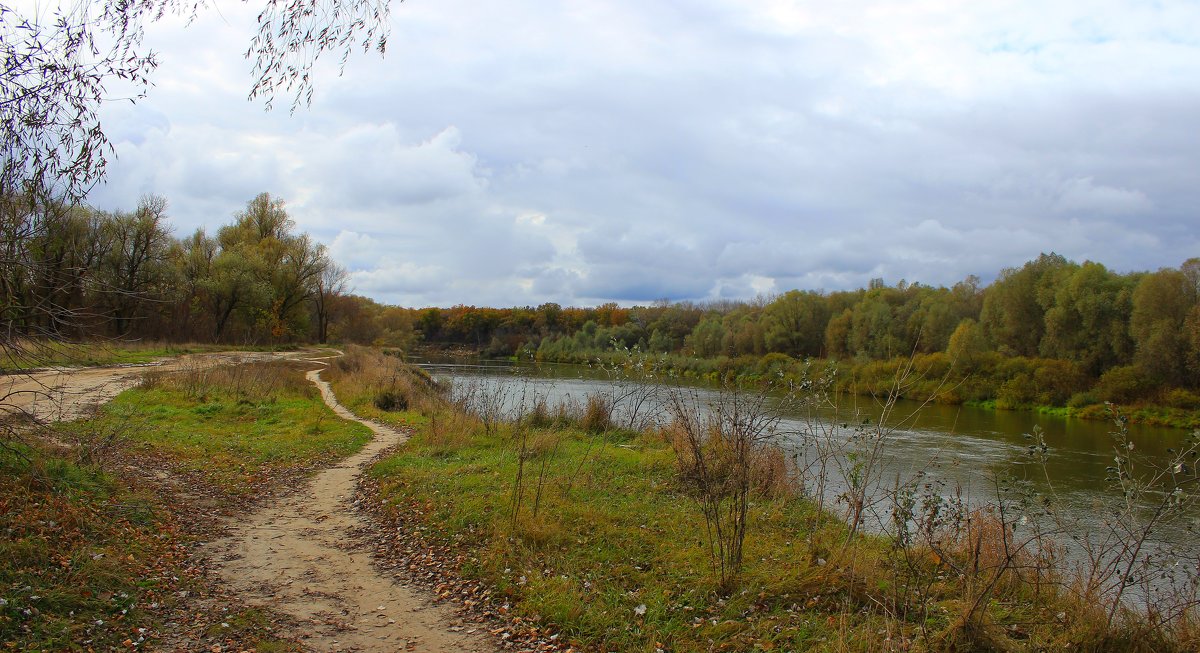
[[4, 189, 1197, 410], [379, 253, 1199, 412], [1, 192, 349, 345]]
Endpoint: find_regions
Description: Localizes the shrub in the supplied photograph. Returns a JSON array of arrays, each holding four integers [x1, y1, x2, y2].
[[996, 373, 1036, 409], [1094, 365, 1157, 404], [374, 390, 408, 411], [1163, 388, 1200, 410], [1068, 391, 1099, 409], [579, 394, 613, 434]]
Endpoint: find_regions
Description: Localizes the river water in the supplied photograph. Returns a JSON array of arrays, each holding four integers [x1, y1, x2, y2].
[[417, 357, 1200, 603]]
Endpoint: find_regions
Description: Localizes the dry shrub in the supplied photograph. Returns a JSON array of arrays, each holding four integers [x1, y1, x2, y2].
[[579, 394, 613, 434], [933, 602, 1014, 653], [373, 389, 408, 412], [925, 508, 1055, 652], [752, 445, 795, 499], [665, 419, 794, 501], [523, 396, 553, 429]]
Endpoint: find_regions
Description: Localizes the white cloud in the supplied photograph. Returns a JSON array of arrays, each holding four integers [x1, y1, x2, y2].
[[1054, 177, 1152, 215], [79, 0, 1200, 306]]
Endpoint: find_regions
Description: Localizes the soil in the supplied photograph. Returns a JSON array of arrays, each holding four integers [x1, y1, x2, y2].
[[199, 357, 496, 652], [3, 351, 499, 653]]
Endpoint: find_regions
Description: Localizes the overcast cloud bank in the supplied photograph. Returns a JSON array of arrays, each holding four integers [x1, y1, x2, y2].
[[90, 0, 1200, 307]]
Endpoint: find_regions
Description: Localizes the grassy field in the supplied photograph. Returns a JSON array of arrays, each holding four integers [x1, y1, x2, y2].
[[93, 360, 372, 497], [1, 357, 370, 650], [328, 346, 1200, 653]]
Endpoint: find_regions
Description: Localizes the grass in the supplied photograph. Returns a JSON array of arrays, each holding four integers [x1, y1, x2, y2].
[[333, 346, 1200, 653], [64, 359, 373, 497], [1, 356, 370, 650], [0, 441, 175, 650], [370, 425, 866, 652]]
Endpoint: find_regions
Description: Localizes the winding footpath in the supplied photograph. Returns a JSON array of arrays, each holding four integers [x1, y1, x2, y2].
[[5, 351, 497, 652], [201, 356, 496, 652]]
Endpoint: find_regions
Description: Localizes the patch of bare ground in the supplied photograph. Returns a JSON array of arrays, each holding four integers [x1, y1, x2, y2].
[[196, 362, 499, 652]]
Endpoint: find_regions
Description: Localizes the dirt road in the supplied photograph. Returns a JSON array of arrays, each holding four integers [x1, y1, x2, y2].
[[202, 358, 496, 652], [0, 351, 282, 423], [3, 352, 497, 653]]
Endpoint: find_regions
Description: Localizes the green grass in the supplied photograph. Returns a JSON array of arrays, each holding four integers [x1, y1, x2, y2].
[[0, 442, 173, 650], [369, 421, 926, 653], [69, 361, 373, 496]]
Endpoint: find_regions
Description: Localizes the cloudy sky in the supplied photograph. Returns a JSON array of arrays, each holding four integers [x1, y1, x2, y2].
[[87, 0, 1200, 307]]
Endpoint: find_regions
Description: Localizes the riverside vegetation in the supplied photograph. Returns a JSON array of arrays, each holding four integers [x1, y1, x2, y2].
[[6, 189, 1198, 429], [0, 357, 371, 650], [389, 254, 1200, 429], [326, 346, 1200, 652]]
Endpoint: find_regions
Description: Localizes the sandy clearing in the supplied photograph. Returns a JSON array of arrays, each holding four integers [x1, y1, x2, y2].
[[0, 351, 283, 423]]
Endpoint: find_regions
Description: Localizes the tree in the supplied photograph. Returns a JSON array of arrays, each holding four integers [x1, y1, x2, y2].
[[946, 318, 987, 370], [1130, 268, 1198, 386], [761, 290, 830, 358], [96, 195, 173, 336], [980, 253, 1071, 357], [313, 262, 349, 344], [1038, 261, 1135, 375], [1, 0, 391, 204]]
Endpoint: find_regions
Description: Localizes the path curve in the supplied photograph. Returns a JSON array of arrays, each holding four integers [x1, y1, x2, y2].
[[202, 356, 497, 652]]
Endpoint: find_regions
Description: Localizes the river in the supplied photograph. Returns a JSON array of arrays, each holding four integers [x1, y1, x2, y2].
[[417, 356, 1200, 604]]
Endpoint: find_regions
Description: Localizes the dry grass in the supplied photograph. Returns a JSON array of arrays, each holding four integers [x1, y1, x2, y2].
[[332, 346, 1200, 653], [323, 345, 447, 425], [663, 419, 797, 501]]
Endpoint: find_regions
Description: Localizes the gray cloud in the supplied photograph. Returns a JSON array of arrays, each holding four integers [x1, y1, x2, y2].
[[87, 0, 1200, 307]]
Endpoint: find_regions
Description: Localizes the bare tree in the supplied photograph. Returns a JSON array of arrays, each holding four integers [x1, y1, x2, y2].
[[2, 0, 392, 205], [314, 261, 349, 344]]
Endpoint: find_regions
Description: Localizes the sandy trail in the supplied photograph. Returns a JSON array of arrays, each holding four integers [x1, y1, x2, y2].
[[0, 351, 281, 423], [201, 357, 496, 652], [4, 351, 497, 652]]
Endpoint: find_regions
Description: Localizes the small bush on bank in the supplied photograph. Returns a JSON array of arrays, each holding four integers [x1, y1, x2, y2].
[[1095, 365, 1157, 404]]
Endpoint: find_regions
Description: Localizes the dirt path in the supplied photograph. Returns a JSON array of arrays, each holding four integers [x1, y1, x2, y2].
[[0, 351, 282, 423], [5, 351, 498, 652], [200, 357, 497, 652]]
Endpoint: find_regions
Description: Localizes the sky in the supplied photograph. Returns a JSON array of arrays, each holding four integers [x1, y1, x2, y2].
[[80, 0, 1200, 307]]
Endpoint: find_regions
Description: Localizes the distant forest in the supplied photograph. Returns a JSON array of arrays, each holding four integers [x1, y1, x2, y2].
[[385, 254, 1200, 418], [4, 191, 1197, 416]]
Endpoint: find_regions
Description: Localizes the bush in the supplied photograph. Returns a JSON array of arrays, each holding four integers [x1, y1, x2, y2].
[[374, 390, 408, 411], [579, 394, 613, 434], [1032, 359, 1086, 405], [1094, 365, 1157, 404], [1163, 388, 1200, 410], [996, 373, 1037, 409], [1067, 392, 1099, 409]]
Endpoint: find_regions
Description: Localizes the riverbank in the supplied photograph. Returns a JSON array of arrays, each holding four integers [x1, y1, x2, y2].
[[336, 346, 1200, 652], [411, 346, 1200, 431]]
